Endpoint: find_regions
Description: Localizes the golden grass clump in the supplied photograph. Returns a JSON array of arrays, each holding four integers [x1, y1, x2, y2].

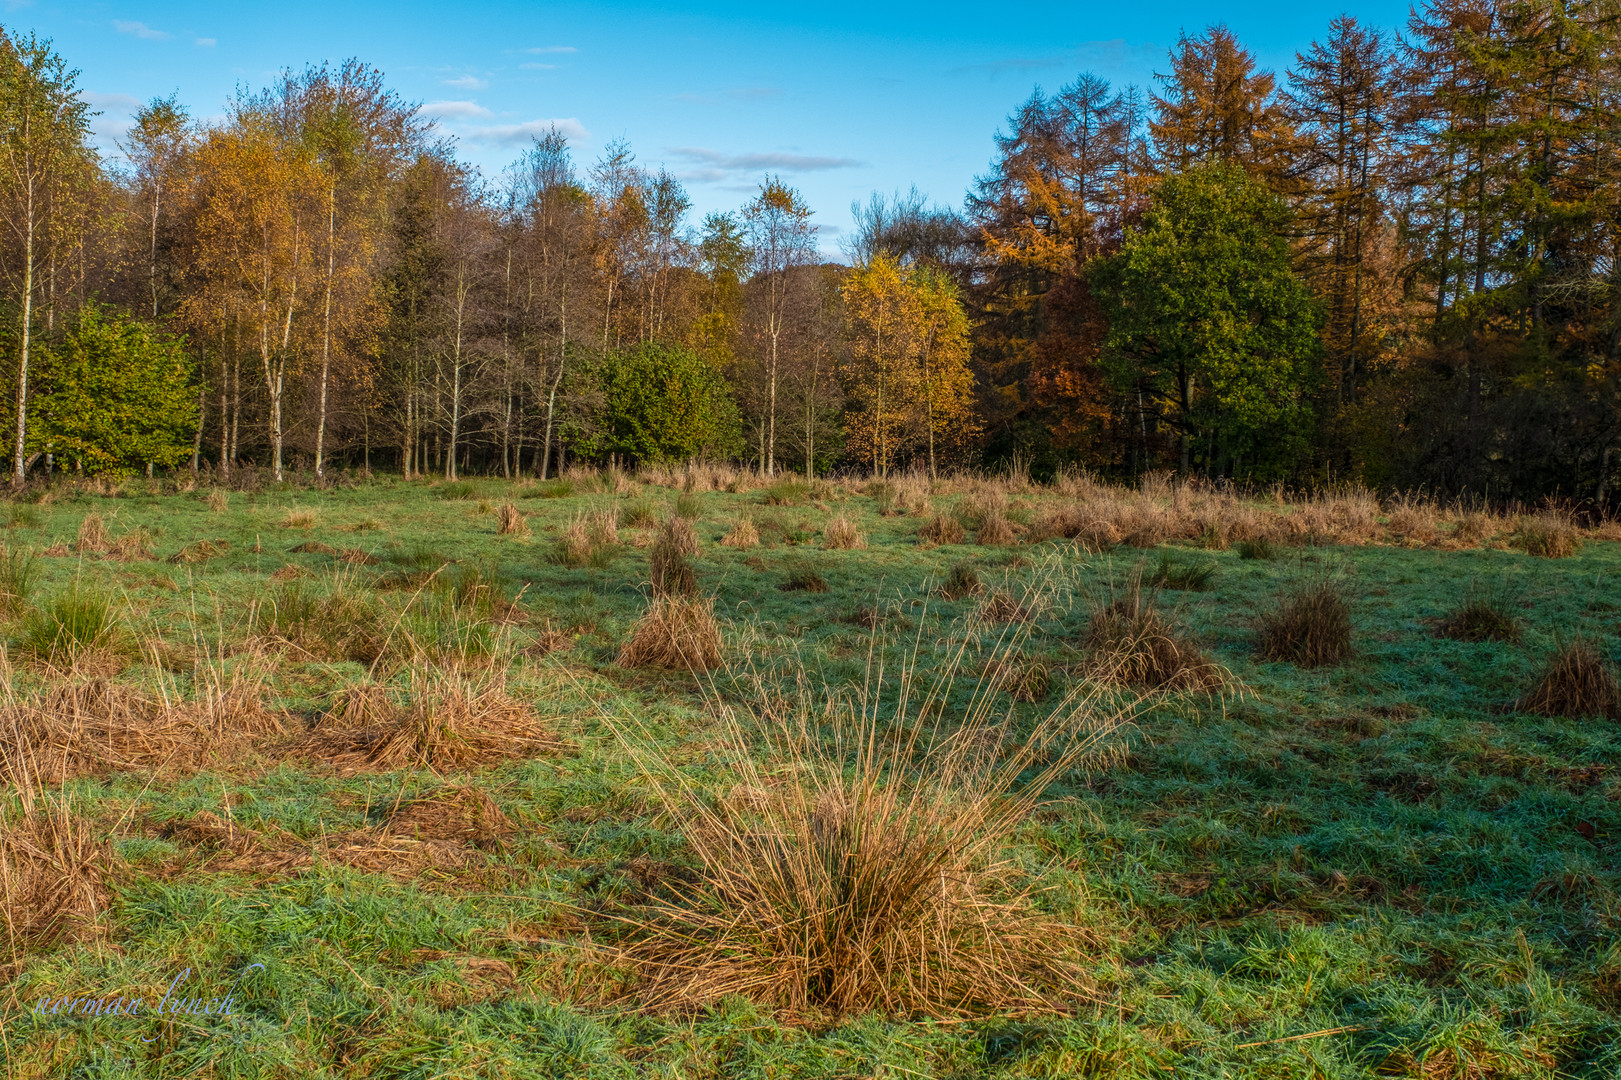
[[1384, 495, 1440, 545], [977, 589, 1034, 624], [1516, 642, 1620, 719], [918, 512, 965, 546], [0, 791, 110, 955], [598, 592, 1140, 1020], [720, 516, 759, 549], [496, 501, 529, 537], [1512, 511, 1581, 558], [282, 507, 317, 529], [1256, 581, 1353, 667], [1450, 510, 1498, 546], [74, 513, 109, 554], [976, 510, 1016, 546], [1083, 589, 1226, 691], [557, 510, 620, 567], [822, 514, 865, 550], [617, 595, 723, 671], [300, 670, 561, 773], [205, 489, 229, 513], [650, 516, 700, 597]]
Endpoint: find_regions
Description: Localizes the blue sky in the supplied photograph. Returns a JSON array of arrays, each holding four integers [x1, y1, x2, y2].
[[10, 0, 1414, 254]]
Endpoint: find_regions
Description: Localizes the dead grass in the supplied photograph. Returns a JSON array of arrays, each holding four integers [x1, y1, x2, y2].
[[75, 513, 109, 554], [977, 590, 1034, 624], [1516, 642, 1620, 719], [0, 789, 110, 957], [918, 513, 965, 546], [298, 670, 562, 773], [720, 517, 759, 549], [976, 511, 1016, 546], [1513, 511, 1581, 558], [1083, 587, 1227, 691], [938, 563, 982, 600], [823, 515, 865, 550], [618, 595, 723, 671], [597, 604, 1141, 1020], [282, 507, 317, 529], [1256, 581, 1353, 667], [650, 517, 700, 597], [205, 490, 229, 513], [496, 501, 529, 537]]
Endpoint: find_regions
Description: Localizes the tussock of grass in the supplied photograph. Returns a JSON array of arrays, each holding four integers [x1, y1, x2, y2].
[[1437, 584, 1522, 643], [0, 790, 110, 956], [977, 590, 1033, 624], [918, 513, 965, 546], [822, 514, 865, 550], [1236, 537, 1276, 560], [617, 595, 723, 671], [299, 670, 561, 772], [0, 543, 37, 614], [555, 511, 619, 568], [762, 479, 812, 506], [282, 507, 317, 529], [1256, 581, 1353, 667], [168, 539, 229, 564], [21, 584, 121, 665], [650, 517, 699, 597], [619, 499, 659, 529], [598, 613, 1139, 1019], [1084, 588, 1226, 691], [938, 562, 981, 600], [674, 493, 702, 520], [1513, 511, 1581, 558], [982, 654, 1051, 701], [75, 513, 109, 554], [780, 567, 829, 593], [204, 490, 229, 513], [720, 516, 759, 548], [976, 510, 1015, 546], [1517, 642, 1620, 719], [1147, 552, 1214, 590], [495, 501, 529, 537]]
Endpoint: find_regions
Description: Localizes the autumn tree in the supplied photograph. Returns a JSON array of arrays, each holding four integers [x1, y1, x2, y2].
[[1150, 25, 1295, 185], [742, 176, 816, 475], [121, 94, 191, 320], [0, 28, 94, 484]]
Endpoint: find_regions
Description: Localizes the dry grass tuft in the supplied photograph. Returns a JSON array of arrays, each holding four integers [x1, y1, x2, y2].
[[1256, 581, 1353, 667], [780, 567, 830, 593], [557, 511, 620, 568], [1436, 584, 1522, 644], [977, 590, 1033, 624], [168, 539, 230, 564], [720, 516, 759, 549], [650, 517, 700, 597], [981, 654, 1051, 701], [918, 513, 965, 546], [1513, 511, 1581, 558], [598, 599, 1140, 1020], [1516, 642, 1620, 719], [282, 507, 317, 529], [205, 490, 229, 513], [0, 790, 111, 956], [1083, 588, 1226, 691], [822, 514, 865, 550], [938, 562, 982, 600], [388, 785, 515, 849], [75, 513, 109, 554], [299, 670, 562, 773], [496, 501, 529, 537], [617, 595, 723, 671], [976, 511, 1016, 546]]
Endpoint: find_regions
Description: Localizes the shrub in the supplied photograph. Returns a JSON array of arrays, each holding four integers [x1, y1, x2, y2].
[[823, 515, 865, 550], [1147, 553, 1214, 591], [1256, 582, 1352, 667], [495, 501, 529, 537], [1513, 512, 1581, 558], [650, 517, 700, 597], [618, 596, 723, 671], [919, 513, 965, 546], [720, 517, 759, 549], [1516, 642, 1620, 719], [1084, 589, 1225, 690]]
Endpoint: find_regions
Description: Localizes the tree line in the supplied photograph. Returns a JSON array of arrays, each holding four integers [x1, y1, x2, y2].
[[1, 2, 1618, 500]]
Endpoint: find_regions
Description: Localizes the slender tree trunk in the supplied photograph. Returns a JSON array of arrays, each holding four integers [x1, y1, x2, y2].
[[315, 184, 336, 478], [12, 175, 35, 486]]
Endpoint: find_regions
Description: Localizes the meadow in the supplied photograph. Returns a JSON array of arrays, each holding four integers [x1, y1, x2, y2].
[[1, 466, 1619, 1079]]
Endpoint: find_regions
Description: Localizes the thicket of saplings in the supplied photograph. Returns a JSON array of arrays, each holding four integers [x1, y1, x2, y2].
[[2, 465, 1618, 1076]]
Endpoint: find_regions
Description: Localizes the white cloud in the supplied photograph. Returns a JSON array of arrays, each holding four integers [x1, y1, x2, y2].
[[465, 118, 588, 145], [113, 19, 169, 40], [418, 100, 493, 120], [443, 74, 488, 90], [525, 46, 577, 54], [195, 37, 216, 47], [666, 146, 863, 181], [81, 91, 142, 149]]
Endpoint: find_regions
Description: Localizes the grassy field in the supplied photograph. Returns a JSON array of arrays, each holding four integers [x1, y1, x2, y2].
[[2, 469, 1620, 1079]]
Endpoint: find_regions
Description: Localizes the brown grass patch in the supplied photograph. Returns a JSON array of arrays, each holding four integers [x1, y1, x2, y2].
[[205, 490, 229, 513], [650, 517, 700, 597], [822, 514, 865, 550], [978, 590, 1033, 624], [169, 539, 230, 564], [1256, 582, 1353, 667], [918, 513, 965, 546], [1516, 642, 1620, 719], [1513, 511, 1581, 558], [496, 501, 529, 537], [282, 508, 317, 529], [720, 517, 759, 548], [976, 511, 1016, 546], [1083, 589, 1226, 691], [297, 671, 562, 774], [75, 513, 109, 554], [0, 792, 111, 955], [617, 595, 723, 671], [1436, 592, 1522, 644]]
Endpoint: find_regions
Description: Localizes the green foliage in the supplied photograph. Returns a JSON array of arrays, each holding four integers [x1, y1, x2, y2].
[[1093, 163, 1321, 477], [31, 305, 196, 476], [593, 342, 742, 465]]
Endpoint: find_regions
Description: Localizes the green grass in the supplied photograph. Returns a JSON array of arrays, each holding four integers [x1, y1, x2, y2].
[[3, 475, 1621, 1077]]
